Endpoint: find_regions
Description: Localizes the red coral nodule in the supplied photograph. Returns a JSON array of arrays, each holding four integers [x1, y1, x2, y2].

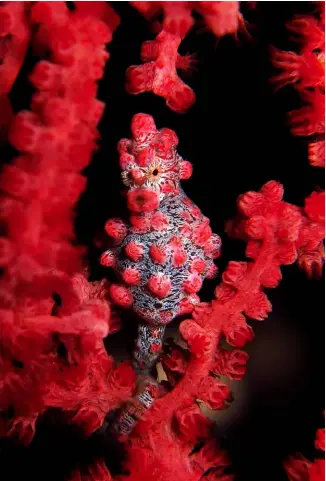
[[129, 168, 146, 185], [131, 112, 156, 142], [151, 211, 169, 231], [105, 218, 127, 242], [127, 188, 159, 213], [109, 284, 133, 308], [183, 272, 203, 293], [304, 191, 325, 223], [100, 249, 115, 267], [147, 273, 171, 298], [121, 267, 141, 285], [179, 160, 193, 180], [124, 241, 144, 261], [150, 342, 162, 353], [149, 244, 168, 264]]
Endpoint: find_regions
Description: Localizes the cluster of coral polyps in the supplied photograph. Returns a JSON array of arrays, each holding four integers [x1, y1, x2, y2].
[[0, 1, 135, 445], [101, 113, 221, 326], [94, 178, 324, 481], [271, 1, 325, 167], [285, 424, 325, 481], [126, 1, 241, 112], [0, 2, 324, 481]]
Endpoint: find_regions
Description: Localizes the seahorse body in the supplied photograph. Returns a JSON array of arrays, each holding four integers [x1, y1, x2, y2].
[[109, 189, 219, 322], [100, 113, 221, 434]]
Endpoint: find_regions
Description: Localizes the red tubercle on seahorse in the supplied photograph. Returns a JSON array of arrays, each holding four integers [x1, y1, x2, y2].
[[101, 113, 221, 331]]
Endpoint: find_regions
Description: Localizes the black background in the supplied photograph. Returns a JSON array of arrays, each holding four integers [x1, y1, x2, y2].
[[1, 2, 324, 481]]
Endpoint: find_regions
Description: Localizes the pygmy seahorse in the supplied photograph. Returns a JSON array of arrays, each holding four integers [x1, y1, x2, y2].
[[100, 113, 221, 435]]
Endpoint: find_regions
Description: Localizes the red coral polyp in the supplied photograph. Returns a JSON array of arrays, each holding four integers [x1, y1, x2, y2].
[[304, 191, 325, 222], [271, 6, 325, 167], [126, 31, 196, 113]]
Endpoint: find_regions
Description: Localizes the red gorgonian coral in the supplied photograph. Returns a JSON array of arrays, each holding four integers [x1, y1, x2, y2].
[[126, 2, 241, 112], [285, 425, 325, 481], [0, 1, 134, 444], [0, 2, 324, 481], [271, 1, 325, 167]]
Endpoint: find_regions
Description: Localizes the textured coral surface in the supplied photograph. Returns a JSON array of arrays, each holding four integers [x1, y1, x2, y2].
[[271, 2, 325, 167]]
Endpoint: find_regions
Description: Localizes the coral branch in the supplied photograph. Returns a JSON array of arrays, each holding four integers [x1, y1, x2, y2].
[[271, 3, 325, 167], [0, 1, 126, 444], [98, 181, 324, 480], [285, 424, 325, 481], [127, 1, 241, 111], [0, 2, 31, 141], [126, 31, 196, 113], [130, 2, 241, 39]]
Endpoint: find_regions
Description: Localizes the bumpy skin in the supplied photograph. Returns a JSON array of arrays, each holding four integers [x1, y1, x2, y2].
[[133, 324, 166, 371], [106, 190, 220, 323], [101, 113, 221, 326], [101, 113, 221, 434]]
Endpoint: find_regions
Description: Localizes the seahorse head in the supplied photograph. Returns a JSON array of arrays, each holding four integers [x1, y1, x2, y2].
[[118, 113, 193, 214]]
